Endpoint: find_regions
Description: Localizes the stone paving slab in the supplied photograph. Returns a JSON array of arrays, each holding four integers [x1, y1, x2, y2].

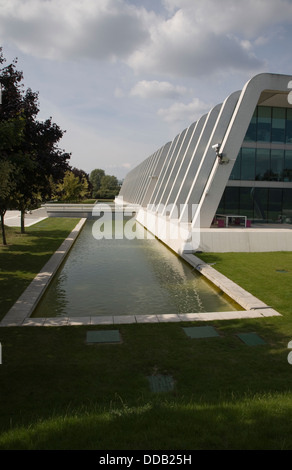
[[67, 317, 92, 326], [114, 315, 137, 324], [183, 325, 219, 339], [236, 332, 267, 346], [147, 374, 175, 393], [86, 330, 121, 344], [90, 316, 114, 325], [135, 315, 159, 323], [157, 314, 181, 322]]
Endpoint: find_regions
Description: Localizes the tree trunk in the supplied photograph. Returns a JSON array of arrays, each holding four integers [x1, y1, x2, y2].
[[1, 212, 7, 246], [20, 209, 25, 234]]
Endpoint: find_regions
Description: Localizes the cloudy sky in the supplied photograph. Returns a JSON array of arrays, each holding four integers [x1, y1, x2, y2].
[[1, 0, 292, 180]]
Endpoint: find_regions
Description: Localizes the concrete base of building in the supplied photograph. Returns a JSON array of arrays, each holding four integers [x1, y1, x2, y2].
[[135, 207, 292, 253], [198, 226, 292, 252]]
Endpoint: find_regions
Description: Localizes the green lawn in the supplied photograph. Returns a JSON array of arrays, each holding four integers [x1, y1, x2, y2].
[[0, 223, 292, 449], [198, 251, 292, 316]]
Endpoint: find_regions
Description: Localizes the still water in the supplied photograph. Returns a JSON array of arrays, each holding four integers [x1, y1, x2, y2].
[[32, 219, 238, 317]]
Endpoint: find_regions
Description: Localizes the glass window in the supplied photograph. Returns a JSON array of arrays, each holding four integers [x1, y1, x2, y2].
[[241, 148, 255, 180], [257, 106, 271, 142], [271, 149, 284, 181], [284, 150, 292, 182], [282, 189, 292, 224], [224, 187, 240, 214], [244, 108, 257, 142], [286, 108, 292, 144], [271, 107, 286, 143], [256, 148, 270, 180], [239, 188, 254, 219], [268, 189, 283, 223], [230, 149, 241, 180], [251, 188, 268, 222], [216, 193, 226, 214]]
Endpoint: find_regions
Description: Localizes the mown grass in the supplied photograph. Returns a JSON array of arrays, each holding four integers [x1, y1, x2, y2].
[[198, 251, 292, 316], [0, 223, 292, 449]]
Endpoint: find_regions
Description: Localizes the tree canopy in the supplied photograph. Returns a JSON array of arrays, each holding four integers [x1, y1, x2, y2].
[[90, 169, 120, 199], [0, 47, 71, 243]]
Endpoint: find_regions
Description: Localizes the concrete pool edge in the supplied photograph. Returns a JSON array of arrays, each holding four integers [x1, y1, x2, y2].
[[181, 253, 278, 312], [0, 219, 281, 327], [17, 308, 281, 327]]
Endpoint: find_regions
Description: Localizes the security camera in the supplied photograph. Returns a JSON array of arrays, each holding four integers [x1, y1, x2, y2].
[[212, 143, 220, 150]]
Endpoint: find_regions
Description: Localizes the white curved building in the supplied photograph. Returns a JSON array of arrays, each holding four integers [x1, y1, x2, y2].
[[116, 73, 292, 253]]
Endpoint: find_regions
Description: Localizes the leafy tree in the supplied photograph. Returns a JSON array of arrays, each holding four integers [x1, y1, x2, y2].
[[0, 160, 15, 245], [89, 169, 105, 198], [0, 47, 71, 236], [0, 116, 25, 244], [99, 174, 120, 199], [72, 167, 92, 196], [57, 170, 89, 202]]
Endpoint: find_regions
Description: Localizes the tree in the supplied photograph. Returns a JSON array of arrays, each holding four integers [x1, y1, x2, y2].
[[89, 169, 105, 198], [0, 116, 25, 244], [72, 167, 92, 196], [99, 174, 120, 199], [0, 47, 71, 236], [89, 169, 120, 199], [0, 160, 15, 245], [57, 170, 89, 202]]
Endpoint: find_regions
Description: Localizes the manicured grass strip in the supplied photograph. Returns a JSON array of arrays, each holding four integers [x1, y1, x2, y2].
[[198, 252, 292, 316], [0, 218, 80, 319], [1, 393, 292, 450]]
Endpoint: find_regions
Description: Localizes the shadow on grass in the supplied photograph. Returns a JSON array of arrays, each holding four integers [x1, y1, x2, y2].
[[1, 395, 292, 450], [1, 320, 292, 450]]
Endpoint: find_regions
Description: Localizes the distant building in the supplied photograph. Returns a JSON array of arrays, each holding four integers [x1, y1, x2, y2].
[[116, 74, 292, 252]]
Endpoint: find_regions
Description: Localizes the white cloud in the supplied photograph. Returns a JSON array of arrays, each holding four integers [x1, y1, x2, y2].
[[128, 0, 292, 77], [1, 0, 292, 179], [158, 97, 211, 124], [162, 0, 292, 36], [130, 80, 189, 99], [1, 0, 291, 79], [0, 0, 150, 61]]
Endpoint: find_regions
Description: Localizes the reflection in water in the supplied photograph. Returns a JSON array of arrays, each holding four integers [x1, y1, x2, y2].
[[32, 219, 238, 317]]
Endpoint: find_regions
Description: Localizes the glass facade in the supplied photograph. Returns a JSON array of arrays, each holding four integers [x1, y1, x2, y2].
[[244, 106, 292, 144], [217, 187, 292, 223], [218, 105, 292, 224], [230, 147, 292, 182]]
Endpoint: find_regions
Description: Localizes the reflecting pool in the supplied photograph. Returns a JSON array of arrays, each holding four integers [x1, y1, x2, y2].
[[32, 219, 238, 317]]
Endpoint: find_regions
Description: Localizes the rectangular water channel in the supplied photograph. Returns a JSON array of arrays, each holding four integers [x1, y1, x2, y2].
[[31, 218, 240, 318]]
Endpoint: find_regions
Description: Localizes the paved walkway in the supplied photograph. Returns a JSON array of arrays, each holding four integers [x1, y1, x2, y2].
[[4, 208, 47, 227]]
